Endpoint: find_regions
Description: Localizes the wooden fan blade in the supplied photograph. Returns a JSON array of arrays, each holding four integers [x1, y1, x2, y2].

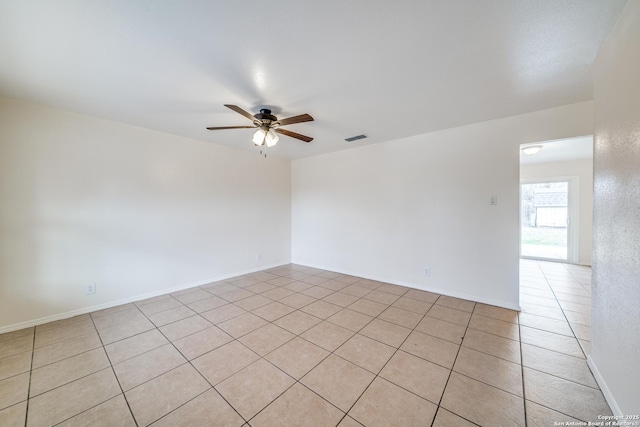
[[224, 104, 257, 122], [275, 128, 313, 143], [276, 113, 314, 126], [206, 126, 256, 130]]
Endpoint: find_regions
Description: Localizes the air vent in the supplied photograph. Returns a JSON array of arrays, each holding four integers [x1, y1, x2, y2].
[[345, 134, 367, 142]]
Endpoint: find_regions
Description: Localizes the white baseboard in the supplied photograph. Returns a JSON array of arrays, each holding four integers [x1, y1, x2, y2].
[[293, 261, 521, 311], [2, 260, 522, 334], [587, 355, 622, 416], [0, 262, 285, 335]]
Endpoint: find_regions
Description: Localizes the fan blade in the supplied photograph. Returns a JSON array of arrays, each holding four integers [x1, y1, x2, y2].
[[275, 128, 313, 143], [224, 104, 257, 122], [276, 113, 314, 126], [206, 126, 256, 130]]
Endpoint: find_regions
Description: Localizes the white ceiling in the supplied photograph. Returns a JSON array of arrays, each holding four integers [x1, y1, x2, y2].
[[520, 135, 593, 164], [0, 1, 627, 159]]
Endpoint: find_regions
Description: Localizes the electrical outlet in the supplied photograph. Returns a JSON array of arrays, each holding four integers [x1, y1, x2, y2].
[[256, 253, 262, 262], [424, 268, 431, 277], [85, 283, 96, 295]]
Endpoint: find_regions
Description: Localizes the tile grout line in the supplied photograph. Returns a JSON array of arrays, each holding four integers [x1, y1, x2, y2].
[[26, 340, 103, 372], [29, 317, 139, 427], [146, 388, 217, 426], [430, 296, 479, 427], [93, 272, 317, 356], [330, 288, 430, 426], [133, 295, 251, 425], [465, 314, 523, 345], [519, 261, 598, 424], [428, 295, 454, 427], [560, 264, 593, 353], [519, 337, 587, 361], [221, 270, 362, 424], [235, 278, 438, 425], [539, 263, 589, 359], [23, 327, 36, 427], [89, 312, 140, 427], [20, 274, 356, 415], [457, 341, 520, 365], [519, 274, 529, 427], [247, 280, 387, 425], [9, 269, 283, 426], [517, 321, 576, 338], [127, 268, 347, 425]]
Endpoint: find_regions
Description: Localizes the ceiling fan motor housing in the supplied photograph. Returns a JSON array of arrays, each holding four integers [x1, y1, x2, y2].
[[254, 109, 278, 127]]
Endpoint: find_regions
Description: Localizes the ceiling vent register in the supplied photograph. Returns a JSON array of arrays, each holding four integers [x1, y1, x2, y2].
[[345, 134, 367, 142]]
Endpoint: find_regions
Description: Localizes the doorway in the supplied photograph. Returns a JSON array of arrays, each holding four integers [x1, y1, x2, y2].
[[521, 180, 570, 261], [520, 175, 580, 263], [519, 136, 592, 264]]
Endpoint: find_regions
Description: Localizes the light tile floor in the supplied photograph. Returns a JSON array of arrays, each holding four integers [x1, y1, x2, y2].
[[0, 260, 610, 426]]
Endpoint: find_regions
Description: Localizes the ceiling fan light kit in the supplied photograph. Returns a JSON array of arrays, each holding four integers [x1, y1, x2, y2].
[[252, 128, 279, 147], [266, 129, 279, 147], [522, 144, 543, 155], [207, 105, 314, 156]]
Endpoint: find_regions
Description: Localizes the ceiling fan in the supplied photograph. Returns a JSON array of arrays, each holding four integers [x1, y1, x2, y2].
[[207, 104, 314, 148]]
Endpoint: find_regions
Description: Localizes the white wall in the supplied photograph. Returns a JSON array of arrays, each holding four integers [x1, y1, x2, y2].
[[292, 102, 594, 310], [590, 1, 640, 416], [520, 158, 593, 265], [0, 97, 291, 331]]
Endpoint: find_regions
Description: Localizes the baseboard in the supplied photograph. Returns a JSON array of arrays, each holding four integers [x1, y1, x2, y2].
[[294, 261, 521, 311], [587, 355, 622, 416], [2, 260, 522, 334], [0, 262, 286, 335]]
